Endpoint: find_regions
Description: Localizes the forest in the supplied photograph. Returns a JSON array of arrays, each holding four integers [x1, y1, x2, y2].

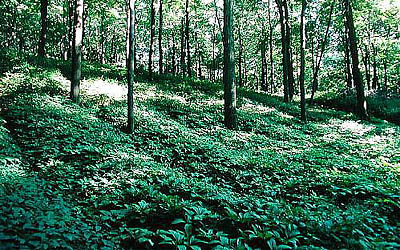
[[0, 0, 400, 248]]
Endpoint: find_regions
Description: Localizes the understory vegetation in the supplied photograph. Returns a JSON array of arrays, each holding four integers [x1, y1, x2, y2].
[[1, 54, 400, 249]]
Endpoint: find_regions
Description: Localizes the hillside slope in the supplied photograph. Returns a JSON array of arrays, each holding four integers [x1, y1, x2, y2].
[[1, 57, 399, 249]]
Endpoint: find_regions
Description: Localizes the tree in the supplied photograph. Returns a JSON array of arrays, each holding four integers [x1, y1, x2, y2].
[[148, 0, 156, 79], [185, 0, 192, 77], [223, 0, 237, 129], [71, 0, 84, 103], [276, 0, 289, 102], [127, 0, 135, 133], [300, 0, 306, 122], [344, 0, 368, 119], [38, 0, 48, 57], [158, 0, 163, 74]]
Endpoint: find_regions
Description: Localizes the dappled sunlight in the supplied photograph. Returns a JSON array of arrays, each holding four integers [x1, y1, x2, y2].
[[241, 103, 277, 114], [339, 120, 373, 136], [82, 79, 127, 100]]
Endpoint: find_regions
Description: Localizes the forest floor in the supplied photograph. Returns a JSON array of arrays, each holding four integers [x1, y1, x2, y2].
[[1, 54, 400, 249]]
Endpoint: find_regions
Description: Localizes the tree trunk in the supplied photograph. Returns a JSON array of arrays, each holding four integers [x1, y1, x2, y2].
[[223, 0, 237, 129], [212, 21, 216, 82], [180, 18, 186, 76], [38, 0, 48, 57], [300, 0, 306, 121], [261, 38, 267, 92], [172, 31, 176, 75], [68, 0, 74, 60], [268, 0, 274, 93], [372, 44, 378, 90], [283, 0, 295, 101], [127, 0, 135, 133], [363, 45, 370, 90], [71, 0, 84, 103], [276, 0, 289, 102], [310, 2, 334, 103], [238, 26, 243, 87], [185, 0, 192, 77], [148, 0, 156, 79], [344, 0, 368, 120], [158, 0, 163, 74]]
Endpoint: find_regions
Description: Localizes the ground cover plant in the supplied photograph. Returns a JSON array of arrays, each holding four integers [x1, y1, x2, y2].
[[0, 54, 399, 249]]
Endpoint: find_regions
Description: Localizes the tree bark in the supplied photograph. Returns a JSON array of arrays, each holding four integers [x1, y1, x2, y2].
[[180, 18, 186, 76], [238, 26, 243, 87], [158, 0, 163, 74], [148, 0, 156, 79], [283, 0, 295, 101], [185, 0, 192, 77], [127, 0, 135, 133], [223, 0, 237, 129], [344, 0, 368, 119], [362, 45, 370, 90], [38, 0, 49, 57], [71, 0, 84, 103], [372, 44, 378, 90], [261, 37, 267, 92], [276, 0, 289, 102], [268, 0, 274, 93], [300, 0, 306, 121]]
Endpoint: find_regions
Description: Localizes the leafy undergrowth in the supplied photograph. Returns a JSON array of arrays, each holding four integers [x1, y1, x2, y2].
[[0, 57, 400, 249], [314, 90, 400, 126]]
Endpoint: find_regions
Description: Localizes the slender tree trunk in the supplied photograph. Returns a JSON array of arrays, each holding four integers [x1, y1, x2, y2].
[[185, 0, 192, 77], [148, 0, 156, 79], [38, 0, 48, 57], [158, 0, 163, 74], [127, 0, 135, 133], [283, 0, 295, 101], [238, 26, 243, 87], [68, 0, 74, 60], [261, 38, 267, 92], [300, 0, 306, 121], [172, 31, 176, 75], [223, 0, 237, 129], [372, 44, 378, 90], [71, 0, 84, 103], [344, 0, 368, 119], [180, 18, 186, 76], [363, 45, 370, 90], [276, 0, 289, 102], [268, 0, 274, 93], [212, 21, 216, 82], [310, 2, 334, 103]]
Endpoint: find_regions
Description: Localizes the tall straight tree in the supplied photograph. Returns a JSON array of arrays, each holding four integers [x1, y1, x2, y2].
[[223, 0, 237, 129], [299, 0, 306, 121], [276, 0, 289, 102], [185, 0, 192, 77], [148, 0, 156, 79], [344, 0, 368, 119], [158, 0, 163, 74], [71, 0, 84, 103], [127, 0, 135, 133], [38, 0, 48, 57]]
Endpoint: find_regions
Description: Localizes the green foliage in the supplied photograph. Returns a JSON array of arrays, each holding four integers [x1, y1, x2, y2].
[[1, 56, 400, 249]]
